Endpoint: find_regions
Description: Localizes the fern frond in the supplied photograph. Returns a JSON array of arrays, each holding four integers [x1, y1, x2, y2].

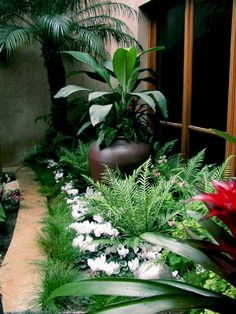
[[210, 155, 233, 182], [179, 149, 206, 183]]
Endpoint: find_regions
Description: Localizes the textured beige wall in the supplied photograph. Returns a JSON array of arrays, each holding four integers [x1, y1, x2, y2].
[[0, 0, 151, 166], [0, 46, 51, 166]]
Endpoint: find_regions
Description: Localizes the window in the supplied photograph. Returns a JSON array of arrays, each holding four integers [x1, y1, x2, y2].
[[144, 0, 236, 174]]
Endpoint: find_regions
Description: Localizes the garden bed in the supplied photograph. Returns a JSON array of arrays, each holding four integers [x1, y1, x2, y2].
[[29, 141, 236, 313]]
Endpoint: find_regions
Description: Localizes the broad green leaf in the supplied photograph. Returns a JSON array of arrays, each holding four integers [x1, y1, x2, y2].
[[145, 91, 168, 118], [141, 232, 223, 274], [89, 104, 112, 126], [210, 129, 236, 144], [113, 46, 137, 89], [88, 91, 114, 102], [48, 278, 227, 301], [62, 51, 110, 84], [48, 278, 183, 300], [91, 294, 232, 314], [77, 121, 91, 135], [130, 92, 156, 112], [54, 85, 91, 98]]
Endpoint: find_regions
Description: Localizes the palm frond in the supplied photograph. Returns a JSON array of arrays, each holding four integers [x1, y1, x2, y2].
[[0, 25, 33, 58], [36, 15, 72, 43], [77, 1, 139, 21]]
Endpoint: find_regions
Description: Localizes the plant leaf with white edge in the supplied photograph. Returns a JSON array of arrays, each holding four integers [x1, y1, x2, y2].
[[54, 85, 91, 98], [145, 91, 168, 118], [47, 278, 235, 314], [47, 278, 228, 300], [130, 92, 156, 112], [77, 121, 92, 135], [141, 232, 224, 275], [91, 294, 232, 314], [89, 104, 112, 126], [113, 46, 137, 89], [88, 91, 114, 102]]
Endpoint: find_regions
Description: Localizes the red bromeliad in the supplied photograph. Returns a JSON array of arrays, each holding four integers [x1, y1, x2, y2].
[[192, 180, 236, 239]]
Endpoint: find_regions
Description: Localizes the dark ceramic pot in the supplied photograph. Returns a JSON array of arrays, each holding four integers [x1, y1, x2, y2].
[[88, 139, 152, 181]]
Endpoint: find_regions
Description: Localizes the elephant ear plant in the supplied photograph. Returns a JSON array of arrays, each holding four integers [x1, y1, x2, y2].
[[48, 180, 236, 313], [55, 46, 167, 148]]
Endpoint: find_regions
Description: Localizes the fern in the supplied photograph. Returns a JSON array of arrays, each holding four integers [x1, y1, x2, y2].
[[86, 159, 181, 237], [178, 149, 206, 183], [59, 141, 89, 176]]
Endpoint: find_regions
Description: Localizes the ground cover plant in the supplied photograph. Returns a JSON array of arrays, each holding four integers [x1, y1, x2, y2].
[[0, 171, 21, 265], [28, 140, 234, 313]]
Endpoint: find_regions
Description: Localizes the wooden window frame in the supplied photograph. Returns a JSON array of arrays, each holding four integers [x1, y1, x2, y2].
[[148, 0, 236, 176]]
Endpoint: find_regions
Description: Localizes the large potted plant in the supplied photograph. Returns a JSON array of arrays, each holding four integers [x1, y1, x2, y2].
[[55, 46, 167, 181]]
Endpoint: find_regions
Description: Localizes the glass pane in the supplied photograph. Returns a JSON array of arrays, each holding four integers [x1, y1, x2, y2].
[[189, 131, 226, 165], [156, 0, 185, 124], [191, 0, 232, 129]]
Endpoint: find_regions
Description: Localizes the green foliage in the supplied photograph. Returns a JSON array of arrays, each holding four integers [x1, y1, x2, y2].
[[203, 272, 236, 299], [211, 129, 236, 144], [59, 140, 90, 189], [38, 196, 78, 266], [152, 144, 231, 196], [0, 203, 6, 222], [37, 259, 81, 313], [47, 277, 236, 313], [32, 164, 59, 199], [0, 0, 140, 132], [86, 158, 182, 237], [55, 46, 167, 148]]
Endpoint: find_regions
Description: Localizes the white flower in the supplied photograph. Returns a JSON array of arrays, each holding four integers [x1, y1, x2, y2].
[[72, 234, 98, 252], [138, 244, 162, 260], [104, 261, 120, 275], [93, 214, 104, 224], [105, 246, 117, 255], [117, 246, 129, 258], [88, 255, 107, 272], [54, 170, 63, 181], [61, 182, 74, 192], [83, 235, 98, 252], [72, 235, 84, 248], [87, 255, 120, 275], [85, 187, 101, 199], [128, 258, 140, 273], [67, 188, 79, 196], [172, 270, 178, 278], [71, 209, 84, 220], [46, 159, 58, 168]]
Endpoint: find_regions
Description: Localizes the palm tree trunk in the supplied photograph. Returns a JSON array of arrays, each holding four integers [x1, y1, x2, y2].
[[41, 42, 68, 134]]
